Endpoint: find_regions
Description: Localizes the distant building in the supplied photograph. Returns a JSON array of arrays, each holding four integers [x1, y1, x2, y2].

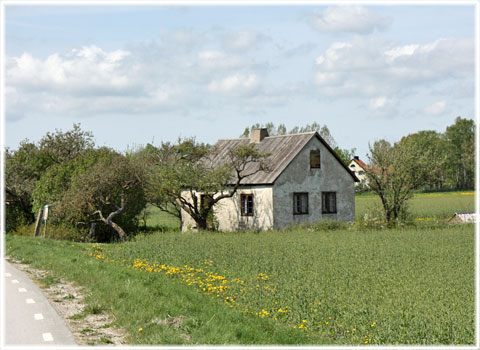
[[348, 156, 369, 187], [181, 128, 359, 231], [447, 212, 477, 224]]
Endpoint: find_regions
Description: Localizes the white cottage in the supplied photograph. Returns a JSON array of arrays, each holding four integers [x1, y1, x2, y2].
[[181, 129, 359, 231], [348, 156, 369, 187]]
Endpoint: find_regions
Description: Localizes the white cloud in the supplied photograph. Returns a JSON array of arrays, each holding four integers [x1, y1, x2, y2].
[[223, 30, 266, 52], [308, 6, 391, 34], [314, 37, 474, 98], [6, 33, 275, 121], [423, 101, 447, 115], [7, 46, 133, 96], [207, 73, 260, 96], [368, 96, 397, 117]]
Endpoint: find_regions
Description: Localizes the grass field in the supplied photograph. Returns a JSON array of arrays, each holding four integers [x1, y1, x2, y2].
[[355, 190, 475, 221], [5, 191, 476, 345]]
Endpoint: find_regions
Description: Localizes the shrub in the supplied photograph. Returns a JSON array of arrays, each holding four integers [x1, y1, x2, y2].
[[12, 223, 88, 242]]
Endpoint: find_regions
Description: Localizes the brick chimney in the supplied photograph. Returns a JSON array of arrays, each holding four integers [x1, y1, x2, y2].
[[250, 128, 269, 143], [354, 156, 359, 160]]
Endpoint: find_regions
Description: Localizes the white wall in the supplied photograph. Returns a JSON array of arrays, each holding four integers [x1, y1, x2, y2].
[[181, 187, 274, 231]]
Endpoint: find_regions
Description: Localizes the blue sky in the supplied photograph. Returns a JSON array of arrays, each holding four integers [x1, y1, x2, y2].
[[4, 3, 477, 159]]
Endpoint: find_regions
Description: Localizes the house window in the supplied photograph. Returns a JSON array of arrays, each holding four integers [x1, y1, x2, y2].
[[310, 150, 320, 168], [240, 194, 254, 216], [358, 170, 364, 175], [322, 192, 337, 214], [293, 193, 309, 215]]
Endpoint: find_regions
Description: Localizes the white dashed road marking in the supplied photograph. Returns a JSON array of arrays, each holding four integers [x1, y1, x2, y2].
[[18, 288, 27, 293], [11, 279, 19, 284], [34, 313, 44, 320], [5, 273, 12, 277], [26, 298, 35, 304], [42, 333, 54, 342]]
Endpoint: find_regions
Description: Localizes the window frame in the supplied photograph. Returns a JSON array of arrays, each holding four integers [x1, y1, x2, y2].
[[293, 192, 309, 215], [322, 192, 337, 214], [310, 150, 321, 169], [240, 193, 254, 216]]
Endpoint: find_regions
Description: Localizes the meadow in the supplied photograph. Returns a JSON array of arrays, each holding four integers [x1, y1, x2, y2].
[[5, 191, 476, 345]]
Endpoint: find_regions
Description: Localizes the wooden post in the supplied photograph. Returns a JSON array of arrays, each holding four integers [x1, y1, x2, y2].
[[34, 208, 43, 237]]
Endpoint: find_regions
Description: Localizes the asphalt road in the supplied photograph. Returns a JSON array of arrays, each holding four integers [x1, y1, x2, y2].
[[3, 260, 77, 346]]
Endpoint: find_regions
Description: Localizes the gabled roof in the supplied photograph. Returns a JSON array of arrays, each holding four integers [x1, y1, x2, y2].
[[210, 132, 359, 185], [351, 157, 368, 170]]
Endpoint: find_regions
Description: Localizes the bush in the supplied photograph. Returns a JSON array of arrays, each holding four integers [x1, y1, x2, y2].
[[12, 223, 89, 242]]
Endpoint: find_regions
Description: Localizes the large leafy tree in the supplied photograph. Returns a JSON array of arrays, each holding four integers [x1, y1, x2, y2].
[[5, 124, 96, 233], [145, 138, 270, 230], [365, 138, 436, 224], [58, 151, 146, 241]]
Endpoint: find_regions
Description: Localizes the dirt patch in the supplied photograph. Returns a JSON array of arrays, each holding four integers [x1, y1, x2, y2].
[[8, 258, 128, 346]]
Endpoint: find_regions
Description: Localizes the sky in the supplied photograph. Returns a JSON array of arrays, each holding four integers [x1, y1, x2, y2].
[[3, 2, 477, 159]]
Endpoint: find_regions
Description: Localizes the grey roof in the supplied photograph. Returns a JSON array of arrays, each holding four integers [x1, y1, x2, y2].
[[209, 132, 358, 185]]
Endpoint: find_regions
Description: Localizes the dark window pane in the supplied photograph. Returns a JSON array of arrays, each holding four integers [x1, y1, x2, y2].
[[294, 193, 308, 214], [310, 150, 320, 168]]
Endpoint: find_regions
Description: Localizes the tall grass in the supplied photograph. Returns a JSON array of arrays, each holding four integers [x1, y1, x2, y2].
[[104, 225, 475, 345]]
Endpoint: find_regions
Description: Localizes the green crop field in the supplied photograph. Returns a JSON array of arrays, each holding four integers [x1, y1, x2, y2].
[[355, 190, 475, 221], [5, 190, 476, 345]]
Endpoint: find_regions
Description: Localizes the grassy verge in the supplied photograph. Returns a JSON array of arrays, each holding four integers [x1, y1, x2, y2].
[[6, 223, 475, 345]]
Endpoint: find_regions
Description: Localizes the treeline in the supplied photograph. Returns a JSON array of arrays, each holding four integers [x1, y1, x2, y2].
[[398, 117, 475, 191]]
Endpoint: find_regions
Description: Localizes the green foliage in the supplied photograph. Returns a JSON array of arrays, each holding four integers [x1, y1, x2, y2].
[[365, 137, 438, 224], [32, 147, 113, 216], [58, 151, 146, 242], [5, 124, 96, 233], [38, 123, 95, 165], [443, 117, 475, 189]]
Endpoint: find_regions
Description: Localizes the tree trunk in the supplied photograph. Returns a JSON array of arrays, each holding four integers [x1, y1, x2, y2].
[[196, 217, 208, 230], [88, 222, 96, 240], [108, 220, 127, 241]]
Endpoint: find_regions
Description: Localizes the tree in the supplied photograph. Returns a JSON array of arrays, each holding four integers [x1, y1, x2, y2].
[[365, 138, 436, 225], [31, 147, 113, 222], [5, 124, 95, 233], [58, 151, 146, 241], [444, 117, 475, 189], [148, 138, 270, 230], [38, 123, 95, 165], [333, 147, 357, 166], [131, 143, 183, 228], [5, 141, 52, 231]]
